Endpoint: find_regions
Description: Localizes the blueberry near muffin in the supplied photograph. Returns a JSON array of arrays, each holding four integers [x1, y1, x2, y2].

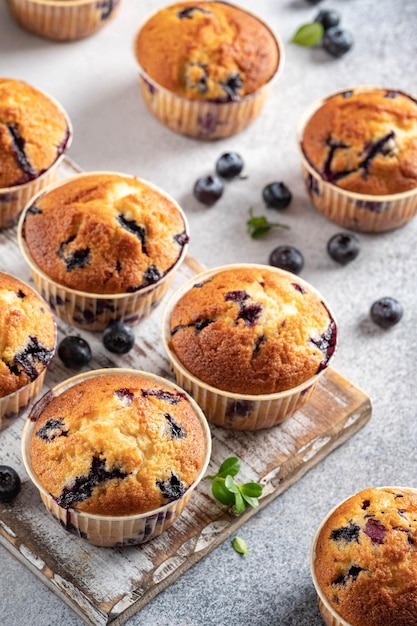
[[313, 487, 417, 626], [21, 172, 188, 295], [28, 372, 207, 516], [0, 272, 56, 398], [0, 77, 71, 189], [301, 88, 417, 196], [168, 266, 337, 395], [134, 1, 280, 102]]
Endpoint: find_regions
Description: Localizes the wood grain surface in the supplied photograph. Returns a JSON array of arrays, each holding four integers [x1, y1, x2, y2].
[[0, 159, 372, 625]]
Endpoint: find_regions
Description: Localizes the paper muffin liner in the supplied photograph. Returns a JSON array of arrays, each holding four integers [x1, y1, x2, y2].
[[6, 0, 122, 41], [297, 86, 417, 233], [309, 486, 417, 626], [21, 368, 212, 547], [0, 369, 47, 432], [17, 171, 189, 332], [162, 264, 337, 431], [133, 6, 284, 140], [0, 90, 72, 230]]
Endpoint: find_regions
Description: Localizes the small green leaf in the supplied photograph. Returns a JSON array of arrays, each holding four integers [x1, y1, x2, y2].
[[291, 22, 324, 47], [241, 494, 260, 509], [211, 477, 235, 506], [225, 475, 240, 493], [246, 208, 289, 239], [232, 536, 248, 555], [240, 482, 263, 498], [217, 456, 240, 479], [234, 490, 246, 514]]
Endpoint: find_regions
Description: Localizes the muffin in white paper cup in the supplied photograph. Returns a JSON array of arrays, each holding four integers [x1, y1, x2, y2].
[[0, 77, 72, 229], [162, 264, 337, 431], [297, 86, 417, 233], [21, 368, 212, 547], [17, 171, 189, 331], [5, 0, 122, 41], [0, 271, 57, 431], [133, 1, 284, 140], [310, 486, 417, 626]]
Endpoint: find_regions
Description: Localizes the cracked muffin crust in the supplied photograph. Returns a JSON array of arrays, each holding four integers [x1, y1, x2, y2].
[[0, 77, 71, 189], [21, 172, 189, 295], [28, 372, 207, 516], [168, 266, 337, 395], [0, 272, 56, 397], [301, 88, 417, 196], [313, 487, 417, 626], [134, 1, 279, 102]]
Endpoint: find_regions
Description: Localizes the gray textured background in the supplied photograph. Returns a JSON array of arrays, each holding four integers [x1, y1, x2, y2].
[[1, 0, 416, 624]]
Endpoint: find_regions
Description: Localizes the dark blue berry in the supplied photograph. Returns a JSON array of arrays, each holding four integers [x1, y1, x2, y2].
[[331, 522, 361, 543], [193, 175, 224, 206], [269, 245, 304, 274], [58, 336, 92, 369], [156, 471, 185, 501], [314, 9, 341, 31], [370, 297, 403, 329], [102, 321, 135, 354], [221, 73, 243, 101], [215, 152, 244, 179], [0, 465, 21, 502], [262, 182, 292, 210], [327, 232, 360, 265], [322, 27, 354, 58], [305, 0, 323, 4]]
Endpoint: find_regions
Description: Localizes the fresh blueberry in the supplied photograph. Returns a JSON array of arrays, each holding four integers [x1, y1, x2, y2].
[[193, 175, 224, 206], [322, 27, 354, 57], [327, 232, 360, 265], [314, 9, 341, 31], [215, 152, 244, 179], [370, 297, 403, 329], [305, 0, 323, 4], [0, 465, 21, 502], [269, 245, 304, 274], [262, 182, 292, 210], [102, 321, 135, 354], [58, 336, 92, 369]]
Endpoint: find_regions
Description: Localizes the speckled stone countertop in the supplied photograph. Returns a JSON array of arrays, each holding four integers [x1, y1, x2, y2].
[[1, 1, 417, 624]]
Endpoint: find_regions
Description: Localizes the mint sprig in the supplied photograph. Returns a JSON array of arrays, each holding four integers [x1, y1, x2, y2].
[[246, 208, 289, 239], [205, 456, 263, 514], [291, 22, 324, 47]]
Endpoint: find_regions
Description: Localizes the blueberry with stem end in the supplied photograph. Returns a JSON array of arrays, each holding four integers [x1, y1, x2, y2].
[[262, 182, 292, 210], [269, 245, 304, 275], [102, 321, 135, 354], [323, 27, 354, 57], [370, 297, 403, 329], [58, 336, 92, 369], [215, 152, 244, 179], [193, 175, 224, 206], [327, 232, 360, 265], [314, 9, 341, 31], [0, 466, 21, 502]]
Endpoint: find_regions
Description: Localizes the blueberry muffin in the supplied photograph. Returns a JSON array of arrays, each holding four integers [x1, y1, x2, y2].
[[0, 77, 71, 189], [134, 1, 279, 102], [167, 265, 337, 395], [298, 87, 417, 232], [313, 487, 417, 626], [0, 271, 56, 398], [20, 172, 188, 295], [28, 371, 207, 516]]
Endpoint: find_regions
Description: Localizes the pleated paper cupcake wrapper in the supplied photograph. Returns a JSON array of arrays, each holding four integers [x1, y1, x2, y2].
[[300, 157, 417, 233], [6, 0, 122, 41], [0, 160, 63, 230], [0, 369, 47, 431], [21, 368, 212, 547], [137, 72, 272, 140]]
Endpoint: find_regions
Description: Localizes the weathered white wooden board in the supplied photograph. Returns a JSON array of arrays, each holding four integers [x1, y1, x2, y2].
[[0, 158, 372, 626]]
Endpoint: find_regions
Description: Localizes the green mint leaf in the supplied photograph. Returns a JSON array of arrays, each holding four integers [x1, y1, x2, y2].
[[240, 482, 263, 498], [291, 22, 324, 47], [211, 477, 235, 506], [234, 490, 246, 514], [246, 208, 289, 239], [241, 494, 260, 509], [232, 536, 248, 555], [225, 475, 240, 493], [217, 456, 240, 479]]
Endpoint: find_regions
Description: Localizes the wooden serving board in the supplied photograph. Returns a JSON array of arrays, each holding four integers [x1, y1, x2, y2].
[[0, 158, 372, 626]]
